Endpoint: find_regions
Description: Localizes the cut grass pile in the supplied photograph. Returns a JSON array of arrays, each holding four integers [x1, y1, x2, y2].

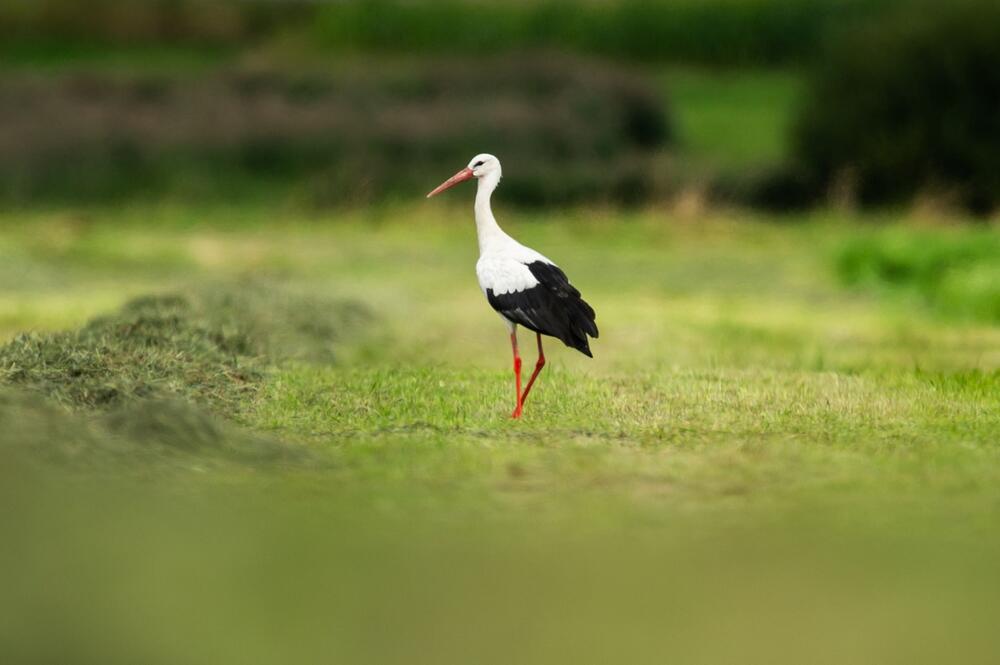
[[1, 284, 368, 412], [0, 284, 368, 466], [0, 388, 298, 468]]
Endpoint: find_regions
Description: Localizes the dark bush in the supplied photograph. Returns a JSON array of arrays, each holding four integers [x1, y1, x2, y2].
[[0, 56, 671, 206], [794, 1, 1000, 214], [310, 0, 897, 66], [710, 164, 821, 212], [0, 0, 307, 45], [1, 0, 900, 66]]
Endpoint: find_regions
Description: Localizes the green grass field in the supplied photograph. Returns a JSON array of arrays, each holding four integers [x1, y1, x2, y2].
[[2, 203, 998, 664]]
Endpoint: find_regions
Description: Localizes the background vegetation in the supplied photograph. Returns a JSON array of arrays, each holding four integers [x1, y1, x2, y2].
[[1, 0, 899, 64], [2, 0, 997, 214], [0, 57, 668, 205], [795, 1, 1000, 213]]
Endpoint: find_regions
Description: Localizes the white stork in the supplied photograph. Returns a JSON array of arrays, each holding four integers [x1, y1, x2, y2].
[[427, 154, 599, 419]]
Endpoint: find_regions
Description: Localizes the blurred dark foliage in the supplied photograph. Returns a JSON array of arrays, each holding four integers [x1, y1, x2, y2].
[[710, 165, 820, 212], [5, 0, 994, 216], [794, 1, 1000, 215], [310, 0, 899, 66], [0, 56, 670, 206], [1, 0, 900, 66], [0, 0, 308, 45]]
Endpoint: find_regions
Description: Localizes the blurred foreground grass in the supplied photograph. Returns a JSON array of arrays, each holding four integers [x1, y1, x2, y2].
[[1, 203, 999, 664]]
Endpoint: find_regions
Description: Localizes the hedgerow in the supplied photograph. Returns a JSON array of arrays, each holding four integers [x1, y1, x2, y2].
[[0, 56, 670, 206]]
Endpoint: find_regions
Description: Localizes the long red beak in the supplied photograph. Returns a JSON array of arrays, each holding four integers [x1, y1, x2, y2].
[[426, 167, 474, 198]]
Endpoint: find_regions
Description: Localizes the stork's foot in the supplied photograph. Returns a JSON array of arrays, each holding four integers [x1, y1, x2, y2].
[[511, 404, 523, 419]]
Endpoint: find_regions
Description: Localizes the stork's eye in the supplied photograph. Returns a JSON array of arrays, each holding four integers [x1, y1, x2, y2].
[[473, 160, 484, 168]]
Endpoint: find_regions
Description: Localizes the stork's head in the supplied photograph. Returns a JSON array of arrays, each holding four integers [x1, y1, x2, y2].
[[426, 153, 501, 198]]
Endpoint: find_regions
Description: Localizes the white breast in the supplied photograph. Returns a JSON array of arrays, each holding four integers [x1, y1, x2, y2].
[[476, 256, 537, 295], [476, 242, 554, 295]]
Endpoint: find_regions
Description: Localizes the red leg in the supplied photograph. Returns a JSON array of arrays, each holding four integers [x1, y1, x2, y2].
[[519, 333, 546, 411], [510, 331, 523, 419]]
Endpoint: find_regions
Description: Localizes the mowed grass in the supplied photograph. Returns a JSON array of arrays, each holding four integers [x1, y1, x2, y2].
[[2, 203, 998, 509], [2, 203, 999, 664]]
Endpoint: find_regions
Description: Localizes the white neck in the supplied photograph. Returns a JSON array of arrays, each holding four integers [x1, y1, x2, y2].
[[474, 170, 509, 254]]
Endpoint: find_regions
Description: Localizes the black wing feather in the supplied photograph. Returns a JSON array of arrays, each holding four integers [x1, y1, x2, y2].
[[486, 261, 599, 357]]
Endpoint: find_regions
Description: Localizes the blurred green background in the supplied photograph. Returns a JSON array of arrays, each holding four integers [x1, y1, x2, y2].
[[1, 2, 999, 664], [3, 0, 998, 211]]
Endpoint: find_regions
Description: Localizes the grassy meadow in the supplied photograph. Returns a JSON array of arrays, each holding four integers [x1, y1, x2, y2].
[[2, 202, 998, 664]]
